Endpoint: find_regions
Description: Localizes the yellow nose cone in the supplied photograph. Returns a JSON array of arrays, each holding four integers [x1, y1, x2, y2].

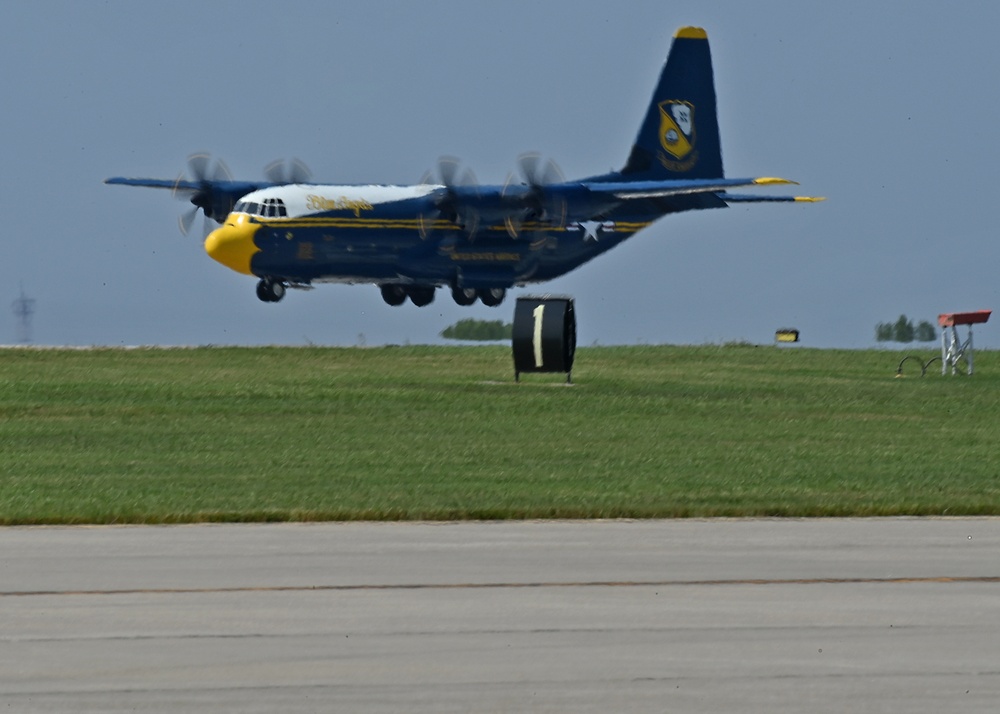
[[204, 214, 260, 275]]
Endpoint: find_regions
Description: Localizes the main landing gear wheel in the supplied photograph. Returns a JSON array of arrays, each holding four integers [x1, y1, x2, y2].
[[451, 286, 478, 306], [406, 286, 436, 307], [380, 284, 407, 306], [256, 278, 285, 303], [479, 288, 506, 307]]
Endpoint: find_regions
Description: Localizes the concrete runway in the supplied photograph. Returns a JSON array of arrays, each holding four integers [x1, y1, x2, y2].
[[2, 518, 999, 712]]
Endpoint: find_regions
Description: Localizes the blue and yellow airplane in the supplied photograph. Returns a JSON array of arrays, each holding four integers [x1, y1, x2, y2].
[[107, 26, 821, 307]]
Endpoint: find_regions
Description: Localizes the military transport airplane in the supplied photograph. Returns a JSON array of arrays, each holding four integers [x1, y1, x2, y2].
[[106, 26, 821, 308]]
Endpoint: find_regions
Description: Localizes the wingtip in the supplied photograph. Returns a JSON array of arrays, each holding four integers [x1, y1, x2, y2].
[[753, 177, 798, 187], [674, 26, 708, 40]]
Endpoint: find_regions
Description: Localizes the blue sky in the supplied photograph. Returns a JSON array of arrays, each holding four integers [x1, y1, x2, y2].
[[3, 1, 999, 348]]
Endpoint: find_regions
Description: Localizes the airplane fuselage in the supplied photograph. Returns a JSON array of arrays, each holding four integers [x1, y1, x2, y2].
[[204, 181, 704, 306]]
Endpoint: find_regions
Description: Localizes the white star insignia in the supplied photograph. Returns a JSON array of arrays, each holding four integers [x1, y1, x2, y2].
[[579, 220, 603, 241], [569, 220, 616, 242]]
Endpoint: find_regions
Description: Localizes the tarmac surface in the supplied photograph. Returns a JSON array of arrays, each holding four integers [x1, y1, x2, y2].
[[2, 518, 999, 712]]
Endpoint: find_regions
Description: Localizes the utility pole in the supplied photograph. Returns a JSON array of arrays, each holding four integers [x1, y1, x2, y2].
[[11, 283, 36, 345]]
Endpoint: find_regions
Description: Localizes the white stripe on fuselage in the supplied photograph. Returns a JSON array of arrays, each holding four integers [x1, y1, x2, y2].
[[239, 184, 439, 218]]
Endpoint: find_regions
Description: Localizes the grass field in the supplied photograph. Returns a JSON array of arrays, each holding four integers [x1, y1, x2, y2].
[[1, 344, 998, 524]]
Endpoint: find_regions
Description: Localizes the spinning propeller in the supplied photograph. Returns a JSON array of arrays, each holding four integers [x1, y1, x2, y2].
[[418, 156, 481, 239], [417, 153, 567, 241], [263, 157, 313, 185], [171, 154, 314, 236], [172, 153, 234, 236], [502, 152, 567, 239]]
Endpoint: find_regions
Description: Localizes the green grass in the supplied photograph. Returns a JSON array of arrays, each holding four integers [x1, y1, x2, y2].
[[1, 345, 998, 524]]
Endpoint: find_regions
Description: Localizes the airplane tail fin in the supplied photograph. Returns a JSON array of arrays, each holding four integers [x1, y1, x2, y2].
[[620, 27, 723, 181]]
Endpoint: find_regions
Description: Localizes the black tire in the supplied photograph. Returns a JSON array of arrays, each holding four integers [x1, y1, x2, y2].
[[406, 286, 435, 307], [380, 284, 407, 306], [256, 278, 285, 303], [479, 288, 506, 307], [451, 286, 478, 306]]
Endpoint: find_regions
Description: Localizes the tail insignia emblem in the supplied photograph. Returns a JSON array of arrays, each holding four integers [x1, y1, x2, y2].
[[659, 100, 695, 159]]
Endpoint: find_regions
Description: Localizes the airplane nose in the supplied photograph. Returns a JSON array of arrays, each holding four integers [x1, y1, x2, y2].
[[204, 215, 260, 275]]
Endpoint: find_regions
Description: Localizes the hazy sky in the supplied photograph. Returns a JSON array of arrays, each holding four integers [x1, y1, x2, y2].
[[4, 1, 999, 348]]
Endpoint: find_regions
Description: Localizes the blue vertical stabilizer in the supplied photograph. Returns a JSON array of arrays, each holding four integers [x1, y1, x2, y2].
[[620, 27, 723, 180]]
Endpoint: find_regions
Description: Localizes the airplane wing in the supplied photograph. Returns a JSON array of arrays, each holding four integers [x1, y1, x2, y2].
[[105, 176, 271, 195], [417, 176, 823, 238], [105, 176, 277, 230], [581, 176, 802, 200], [720, 193, 826, 203]]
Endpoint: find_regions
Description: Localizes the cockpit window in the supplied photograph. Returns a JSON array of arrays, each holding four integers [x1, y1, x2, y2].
[[237, 198, 287, 218]]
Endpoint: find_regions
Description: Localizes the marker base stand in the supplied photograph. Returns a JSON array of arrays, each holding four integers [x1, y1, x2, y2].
[[512, 296, 576, 383], [938, 311, 991, 376]]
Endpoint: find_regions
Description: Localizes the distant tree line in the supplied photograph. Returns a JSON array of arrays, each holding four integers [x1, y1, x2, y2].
[[441, 318, 513, 341], [875, 314, 936, 343]]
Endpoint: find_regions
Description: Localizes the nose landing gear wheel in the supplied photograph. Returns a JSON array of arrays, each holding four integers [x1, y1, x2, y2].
[[256, 278, 286, 303]]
